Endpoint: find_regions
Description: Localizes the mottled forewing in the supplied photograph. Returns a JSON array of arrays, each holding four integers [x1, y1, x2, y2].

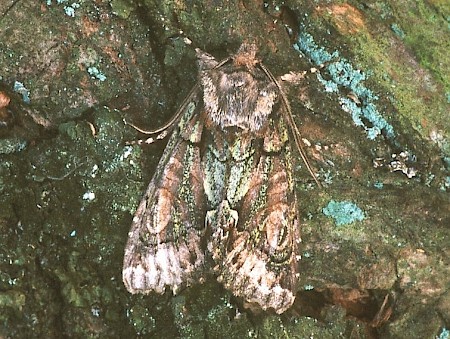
[[208, 113, 300, 314], [123, 90, 207, 295]]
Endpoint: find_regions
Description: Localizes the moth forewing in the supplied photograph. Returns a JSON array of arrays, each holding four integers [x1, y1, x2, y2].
[[123, 43, 314, 314], [122, 87, 207, 295]]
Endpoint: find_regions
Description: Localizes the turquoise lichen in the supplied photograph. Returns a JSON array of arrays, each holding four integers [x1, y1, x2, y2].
[[294, 31, 395, 140], [64, 4, 80, 17], [390, 23, 406, 39], [438, 328, 449, 339], [13, 81, 30, 104], [339, 98, 395, 139], [373, 181, 384, 189], [322, 200, 365, 226], [87, 66, 107, 82], [442, 176, 450, 191], [317, 168, 333, 185], [293, 32, 337, 65], [46, 0, 80, 17]]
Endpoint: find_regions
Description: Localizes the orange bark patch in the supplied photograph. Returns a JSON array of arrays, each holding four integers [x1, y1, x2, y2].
[[0, 91, 10, 109], [0, 91, 11, 125], [317, 4, 366, 34], [81, 16, 100, 37]]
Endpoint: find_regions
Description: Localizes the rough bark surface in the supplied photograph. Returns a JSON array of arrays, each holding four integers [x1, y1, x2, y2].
[[0, 0, 448, 337]]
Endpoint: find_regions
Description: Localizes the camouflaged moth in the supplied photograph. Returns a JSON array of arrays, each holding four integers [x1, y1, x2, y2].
[[123, 43, 318, 314]]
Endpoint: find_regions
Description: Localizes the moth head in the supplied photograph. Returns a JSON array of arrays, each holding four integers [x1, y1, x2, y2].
[[201, 68, 278, 133], [197, 42, 279, 133], [196, 42, 261, 71], [233, 42, 260, 68]]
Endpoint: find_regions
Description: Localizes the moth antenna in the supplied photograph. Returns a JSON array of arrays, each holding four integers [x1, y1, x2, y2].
[[123, 84, 203, 144], [260, 63, 322, 188]]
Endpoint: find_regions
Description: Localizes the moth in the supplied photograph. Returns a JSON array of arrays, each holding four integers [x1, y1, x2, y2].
[[123, 42, 318, 314]]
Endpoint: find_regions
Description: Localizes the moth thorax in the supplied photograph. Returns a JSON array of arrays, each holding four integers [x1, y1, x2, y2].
[[201, 71, 278, 133]]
